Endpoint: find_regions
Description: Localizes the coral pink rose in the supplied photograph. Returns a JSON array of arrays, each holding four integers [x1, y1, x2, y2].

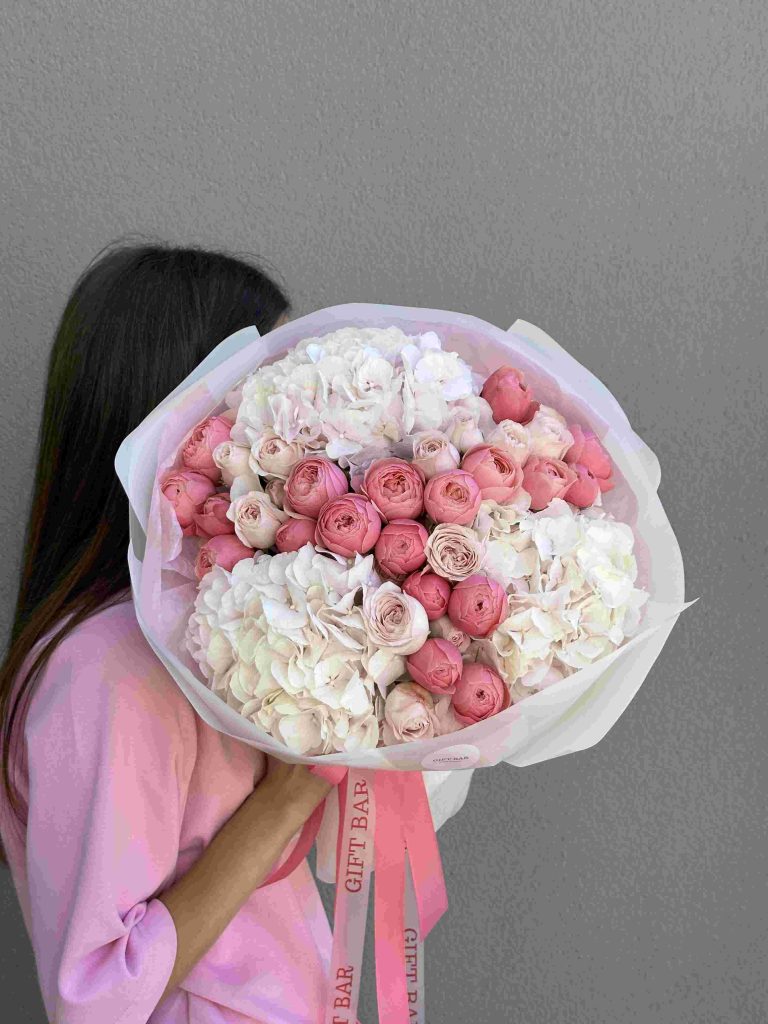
[[181, 416, 233, 481], [411, 432, 461, 479], [480, 366, 539, 425], [194, 534, 254, 579], [430, 615, 472, 653], [161, 470, 217, 536], [452, 662, 511, 724], [275, 516, 318, 553], [447, 574, 508, 638], [423, 470, 482, 526], [363, 458, 424, 521], [315, 494, 382, 557], [374, 519, 428, 582], [563, 464, 602, 508], [460, 445, 526, 503], [402, 571, 452, 621], [382, 682, 438, 744], [285, 457, 349, 517], [193, 492, 235, 537], [406, 638, 463, 696], [564, 424, 614, 492], [521, 456, 578, 511]]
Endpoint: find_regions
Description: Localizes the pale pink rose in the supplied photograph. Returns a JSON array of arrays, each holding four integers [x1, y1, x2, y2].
[[480, 366, 539, 425], [526, 405, 574, 460], [423, 470, 482, 526], [447, 574, 508, 638], [275, 516, 318, 553], [485, 420, 531, 466], [564, 424, 614, 492], [362, 582, 429, 655], [212, 442, 253, 486], [563, 463, 602, 508], [161, 470, 217, 536], [363, 458, 424, 521], [374, 519, 428, 582], [227, 491, 287, 549], [460, 445, 527, 503], [402, 571, 452, 621], [521, 456, 579, 511], [285, 457, 349, 517], [192, 492, 235, 537], [405, 638, 463, 696], [194, 534, 254, 579], [411, 432, 461, 479], [181, 416, 233, 481], [316, 494, 381, 557], [452, 662, 511, 724], [424, 523, 485, 582], [444, 408, 485, 453], [430, 615, 471, 654], [382, 682, 438, 744], [250, 432, 305, 480], [265, 479, 286, 509]]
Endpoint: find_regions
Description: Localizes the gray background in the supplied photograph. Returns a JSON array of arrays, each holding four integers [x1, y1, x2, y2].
[[1, 1, 766, 1021]]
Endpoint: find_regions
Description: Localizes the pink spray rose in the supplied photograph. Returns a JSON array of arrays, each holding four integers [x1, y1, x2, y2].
[[374, 519, 429, 582], [430, 615, 472, 654], [161, 470, 217, 536], [382, 682, 438, 744], [480, 366, 539, 425], [410, 432, 461, 480], [363, 458, 425, 521], [460, 445, 526, 503], [192, 492, 235, 537], [564, 424, 614, 492], [452, 662, 511, 725], [194, 534, 254, 580], [563, 463, 602, 508], [285, 457, 349, 517], [423, 470, 482, 526], [275, 516, 318, 553], [315, 494, 382, 557], [521, 456, 579, 511], [402, 571, 452, 621], [181, 416, 233, 481], [406, 638, 463, 696], [447, 574, 508, 638]]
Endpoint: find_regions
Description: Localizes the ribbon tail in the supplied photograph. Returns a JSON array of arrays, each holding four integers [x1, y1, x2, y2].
[[374, 770, 409, 1022], [403, 772, 449, 938]]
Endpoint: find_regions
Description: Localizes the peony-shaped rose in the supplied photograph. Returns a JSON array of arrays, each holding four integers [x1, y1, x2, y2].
[[485, 420, 531, 466], [181, 415, 233, 481], [452, 662, 511, 724], [374, 519, 428, 582], [461, 445, 527, 503], [424, 523, 485, 582], [194, 534, 254, 580], [423, 470, 482, 526], [563, 464, 601, 508], [564, 424, 614, 492], [402, 571, 452, 620], [193, 492, 235, 537], [430, 615, 472, 653], [249, 432, 305, 480], [315, 494, 382, 557], [227, 491, 287, 549], [521, 456, 579, 511], [405, 638, 463, 696], [526, 405, 574, 460], [363, 458, 424, 521], [382, 682, 438, 744], [362, 581, 429, 655], [265, 478, 286, 509], [410, 431, 460, 479], [480, 366, 539, 425], [285, 457, 349, 518], [162, 470, 217, 536], [447, 574, 508, 638], [212, 441, 255, 487], [275, 516, 318, 553]]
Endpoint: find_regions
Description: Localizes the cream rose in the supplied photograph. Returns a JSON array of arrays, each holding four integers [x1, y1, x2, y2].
[[227, 491, 287, 549], [485, 420, 531, 466], [526, 405, 575, 460], [424, 523, 486, 582], [362, 581, 429, 655], [411, 431, 460, 479], [249, 431, 305, 480]]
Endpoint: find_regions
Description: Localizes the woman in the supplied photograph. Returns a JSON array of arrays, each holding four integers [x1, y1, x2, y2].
[[0, 244, 339, 1024]]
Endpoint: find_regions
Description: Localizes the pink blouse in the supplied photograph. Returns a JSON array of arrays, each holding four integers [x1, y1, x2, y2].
[[0, 598, 334, 1024]]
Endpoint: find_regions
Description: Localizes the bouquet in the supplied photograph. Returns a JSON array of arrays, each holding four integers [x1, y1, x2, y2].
[[116, 306, 691, 1023]]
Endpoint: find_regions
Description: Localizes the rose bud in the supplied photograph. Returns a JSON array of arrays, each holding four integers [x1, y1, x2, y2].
[[452, 662, 511, 725], [315, 493, 382, 557], [161, 470, 217, 536], [192, 492, 235, 537], [445, 409, 486, 454], [212, 441, 257, 488], [480, 366, 539, 425], [563, 463, 602, 508], [564, 424, 614, 492], [460, 445, 526, 503], [382, 682, 438, 744], [406, 638, 463, 696], [526, 406, 574, 461], [285, 456, 349, 518], [250, 432, 305, 480], [411, 431, 461, 480], [447, 574, 508, 638], [430, 615, 472, 654], [275, 516, 318, 553], [194, 534, 254, 580], [374, 519, 428, 582], [227, 491, 287, 548], [423, 470, 482, 526], [181, 415, 233, 481], [402, 571, 452, 621], [363, 458, 424, 521], [521, 456, 579, 511]]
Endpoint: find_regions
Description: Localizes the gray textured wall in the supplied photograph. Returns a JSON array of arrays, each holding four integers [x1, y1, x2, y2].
[[1, 2, 766, 1022]]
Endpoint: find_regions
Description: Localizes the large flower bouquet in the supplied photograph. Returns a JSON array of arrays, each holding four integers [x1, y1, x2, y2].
[[116, 306, 691, 1024]]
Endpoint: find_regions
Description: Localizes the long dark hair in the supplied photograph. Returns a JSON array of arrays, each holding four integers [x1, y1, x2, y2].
[[0, 243, 290, 861]]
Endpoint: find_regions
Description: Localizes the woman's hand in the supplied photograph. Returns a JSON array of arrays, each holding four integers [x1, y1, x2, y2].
[[259, 756, 335, 823]]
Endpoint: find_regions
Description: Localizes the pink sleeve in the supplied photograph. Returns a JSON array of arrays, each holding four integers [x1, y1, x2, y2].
[[23, 626, 197, 1024]]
